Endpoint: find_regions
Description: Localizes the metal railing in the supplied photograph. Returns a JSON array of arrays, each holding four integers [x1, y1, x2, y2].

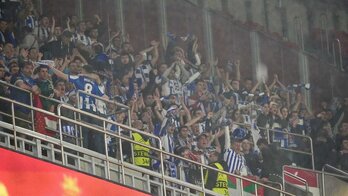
[[284, 165, 348, 196], [321, 164, 348, 196], [0, 80, 34, 131], [233, 121, 315, 170], [322, 164, 348, 176], [75, 90, 131, 155], [294, 16, 304, 50], [0, 80, 85, 144], [266, 128, 314, 170], [0, 95, 295, 196], [332, 38, 344, 71], [76, 90, 131, 126], [283, 170, 309, 192]]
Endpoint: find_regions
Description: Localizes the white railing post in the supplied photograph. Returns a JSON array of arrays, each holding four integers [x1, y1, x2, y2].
[[57, 105, 65, 165], [104, 120, 111, 180], [11, 102, 17, 151]]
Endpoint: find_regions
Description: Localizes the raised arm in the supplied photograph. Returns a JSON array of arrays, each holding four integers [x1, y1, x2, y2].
[[66, 17, 71, 32], [71, 48, 88, 65], [224, 126, 230, 151], [214, 129, 225, 154], [150, 41, 159, 66], [234, 60, 241, 81], [48, 61, 68, 81], [50, 17, 55, 37], [268, 74, 278, 91], [250, 80, 262, 94], [185, 112, 204, 127], [291, 93, 302, 112], [78, 73, 102, 85], [177, 61, 190, 83], [162, 62, 176, 79]]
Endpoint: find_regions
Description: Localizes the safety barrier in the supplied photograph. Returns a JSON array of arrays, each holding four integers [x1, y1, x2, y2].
[[332, 38, 344, 71], [0, 94, 295, 195], [232, 121, 315, 170], [321, 164, 348, 196], [283, 165, 348, 196]]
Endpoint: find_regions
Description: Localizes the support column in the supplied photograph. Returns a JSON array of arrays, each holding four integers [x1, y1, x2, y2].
[[263, 0, 270, 31], [76, 0, 84, 20], [115, 0, 125, 34], [37, 0, 43, 14], [250, 31, 261, 81], [298, 52, 312, 110], [158, 0, 168, 49], [202, 1, 214, 74]]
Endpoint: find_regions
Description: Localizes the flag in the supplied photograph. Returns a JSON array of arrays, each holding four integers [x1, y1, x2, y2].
[[33, 94, 56, 137], [284, 166, 318, 187], [228, 175, 264, 196]]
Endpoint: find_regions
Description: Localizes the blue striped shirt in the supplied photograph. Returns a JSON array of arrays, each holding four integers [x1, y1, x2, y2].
[[224, 148, 245, 174]]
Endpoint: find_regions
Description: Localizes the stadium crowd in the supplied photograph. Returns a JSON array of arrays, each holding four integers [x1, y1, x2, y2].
[[1, 0, 348, 194]]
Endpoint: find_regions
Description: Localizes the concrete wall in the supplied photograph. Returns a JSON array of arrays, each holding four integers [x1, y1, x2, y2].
[[310, 3, 335, 31], [202, 0, 348, 42], [226, 0, 247, 22], [250, 0, 266, 27], [265, 0, 283, 36], [283, 0, 309, 43], [205, 0, 222, 11], [336, 10, 348, 32]]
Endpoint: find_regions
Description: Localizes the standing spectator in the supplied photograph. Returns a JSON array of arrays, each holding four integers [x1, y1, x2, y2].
[[133, 40, 159, 89], [278, 106, 290, 129], [220, 126, 247, 175], [34, 64, 54, 112], [336, 122, 348, 152], [257, 102, 271, 136], [34, 15, 51, 47], [73, 21, 91, 47], [105, 31, 121, 55], [131, 119, 152, 169], [192, 133, 211, 164], [48, 17, 62, 43], [2, 43, 16, 65], [0, 18, 16, 46], [120, 41, 134, 61], [27, 47, 42, 62], [161, 122, 177, 178], [0, 64, 11, 132], [10, 61, 39, 129], [242, 139, 261, 176], [20, 26, 38, 49], [6, 59, 19, 76], [48, 62, 107, 154], [33, 64, 56, 136], [88, 27, 99, 45], [160, 62, 184, 97], [175, 146, 200, 183], [112, 51, 133, 79], [313, 131, 337, 170], [188, 79, 214, 113], [40, 30, 74, 59], [257, 138, 291, 180], [337, 136, 348, 172], [175, 125, 192, 150], [17, 0, 38, 31], [204, 151, 229, 196]]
